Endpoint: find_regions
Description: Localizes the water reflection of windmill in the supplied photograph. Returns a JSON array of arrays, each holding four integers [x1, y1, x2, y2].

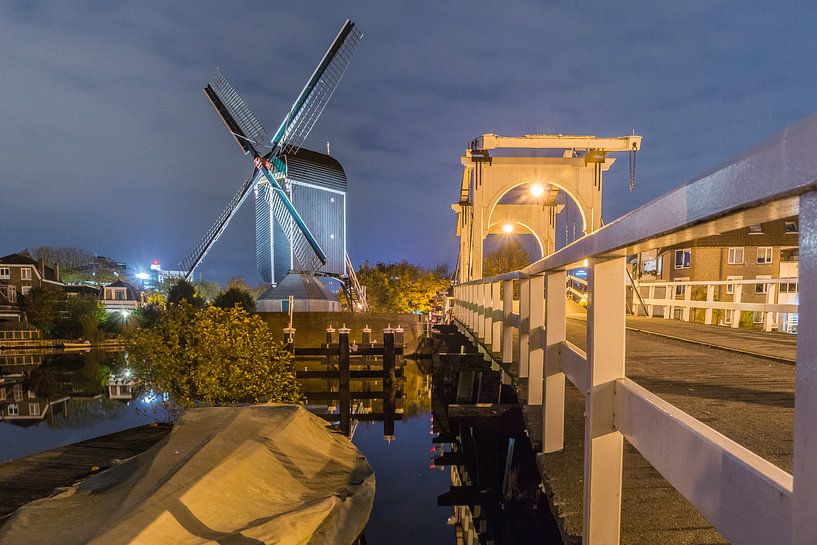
[[180, 20, 368, 311]]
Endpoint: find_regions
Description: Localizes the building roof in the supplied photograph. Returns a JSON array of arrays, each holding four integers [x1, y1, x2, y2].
[[0, 254, 38, 266], [103, 280, 140, 301], [0, 254, 60, 282], [284, 148, 347, 193], [63, 285, 101, 296], [258, 272, 337, 302]]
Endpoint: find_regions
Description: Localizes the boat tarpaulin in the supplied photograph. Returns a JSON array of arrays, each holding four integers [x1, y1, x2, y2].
[[0, 405, 375, 545]]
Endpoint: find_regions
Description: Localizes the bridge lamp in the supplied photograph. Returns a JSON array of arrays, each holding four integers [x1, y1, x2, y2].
[[502, 223, 514, 234], [530, 183, 545, 198]]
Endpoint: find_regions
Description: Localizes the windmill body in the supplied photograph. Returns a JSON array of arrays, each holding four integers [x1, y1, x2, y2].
[[255, 148, 347, 285], [180, 20, 368, 310]]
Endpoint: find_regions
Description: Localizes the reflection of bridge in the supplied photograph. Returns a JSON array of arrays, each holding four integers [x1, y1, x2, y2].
[[449, 111, 817, 544]]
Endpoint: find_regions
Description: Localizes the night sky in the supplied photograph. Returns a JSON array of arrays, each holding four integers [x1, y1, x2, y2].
[[2, 2, 816, 284]]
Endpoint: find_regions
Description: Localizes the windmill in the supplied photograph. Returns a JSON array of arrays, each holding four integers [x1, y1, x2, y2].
[[179, 20, 367, 310]]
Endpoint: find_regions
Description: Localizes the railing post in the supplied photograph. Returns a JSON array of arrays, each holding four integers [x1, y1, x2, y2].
[[528, 274, 545, 405], [764, 283, 776, 332], [794, 190, 817, 545], [543, 271, 566, 453], [682, 282, 691, 321], [477, 282, 486, 340], [732, 284, 742, 328], [491, 281, 502, 353], [584, 257, 626, 544], [705, 284, 715, 325], [467, 284, 477, 332], [519, 277, 530, 378], [502, 279, 514, 364], [483, 282, 493, 346]]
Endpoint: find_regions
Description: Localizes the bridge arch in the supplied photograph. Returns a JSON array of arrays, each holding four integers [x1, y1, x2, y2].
[[486, 220, 546, 258], [485, 177, 589, 236]]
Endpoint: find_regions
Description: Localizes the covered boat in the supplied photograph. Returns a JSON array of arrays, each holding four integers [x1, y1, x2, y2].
[[0, 405, 375, 545]]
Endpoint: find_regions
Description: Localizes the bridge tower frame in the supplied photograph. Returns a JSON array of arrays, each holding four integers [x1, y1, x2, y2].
[[452, 133, 642, 282]]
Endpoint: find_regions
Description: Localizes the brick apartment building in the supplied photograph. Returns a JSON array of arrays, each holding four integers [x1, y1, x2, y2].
[[637, 216, 799, 331]]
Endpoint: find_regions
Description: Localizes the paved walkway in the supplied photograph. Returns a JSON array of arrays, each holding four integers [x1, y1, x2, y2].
[[474, 313, 796, 545]]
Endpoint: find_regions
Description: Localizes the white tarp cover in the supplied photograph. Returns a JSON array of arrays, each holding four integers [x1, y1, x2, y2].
[[0, 405, 375, 545]]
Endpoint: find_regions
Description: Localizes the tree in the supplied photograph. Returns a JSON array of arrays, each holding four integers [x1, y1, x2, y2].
[[483, 239, 533, 277], [166, 278, 205, 309], [18, 286, 62, 333], [126, 303, 300, 412], [193, 280, 220, 303], [21, 246, 125, 284], [356, 261, 450, 313], [214, 287, 256, 312]]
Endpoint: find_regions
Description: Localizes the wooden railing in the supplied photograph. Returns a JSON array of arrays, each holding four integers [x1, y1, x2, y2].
[[451, 110, 817, 545]]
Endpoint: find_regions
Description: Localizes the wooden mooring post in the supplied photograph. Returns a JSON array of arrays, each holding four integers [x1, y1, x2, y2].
[[383, 326, 396, 439]]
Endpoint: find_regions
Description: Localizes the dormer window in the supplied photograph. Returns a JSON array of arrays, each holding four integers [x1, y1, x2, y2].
[[748, 224, 763, 235], [0, 267, 9, 279]]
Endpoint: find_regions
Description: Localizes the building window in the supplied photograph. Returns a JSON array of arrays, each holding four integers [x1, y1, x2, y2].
[[674, 278, 689, 298], [728, 247, 744, 265], [656, 253, 663, 278], [757, 247, 773, 264], [780, 282, 799, 293], [7, 404, 19, 416], [6, 285, 15, 303], [755, 275, 771, 295], [726, 276, 743, 295], [13, 384, 23, 401], [785, 221, 799, 234], [749, 224, 763, 235], [753, 311, 765, 324], [0, 388, 6, 401], [28, 403, 40, 416], [115, 289, 126, 300], [20, 267, 31, 280], [0, 267, 9, 279], [674, 249, 691, 269], [21, 286, 30, 296], [27, 389, 35, 399]]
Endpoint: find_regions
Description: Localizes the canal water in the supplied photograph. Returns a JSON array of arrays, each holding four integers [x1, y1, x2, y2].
[[0, 348, 555, 544], [0, 350, 455, 543]]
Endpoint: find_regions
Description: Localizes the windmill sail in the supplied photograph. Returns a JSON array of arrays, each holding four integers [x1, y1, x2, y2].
[[180, 20, 361, 280]]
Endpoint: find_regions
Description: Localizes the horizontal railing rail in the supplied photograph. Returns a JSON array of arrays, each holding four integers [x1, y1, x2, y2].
[[450, 111, 817, 544]]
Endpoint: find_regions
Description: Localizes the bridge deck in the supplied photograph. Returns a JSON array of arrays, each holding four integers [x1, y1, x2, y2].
[[490, 314, 795, 545]]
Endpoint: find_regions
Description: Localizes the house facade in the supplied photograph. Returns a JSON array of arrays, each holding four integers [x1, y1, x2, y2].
[[100, 280, 142, 313], [0, 254, 63, 321], [637, 217, 799, 332]]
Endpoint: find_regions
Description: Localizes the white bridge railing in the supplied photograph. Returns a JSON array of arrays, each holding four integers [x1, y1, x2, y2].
[[636, 277, 799, 332], [451, 111, 817, 545]]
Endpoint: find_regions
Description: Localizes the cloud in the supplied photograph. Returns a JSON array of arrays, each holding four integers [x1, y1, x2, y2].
[[1, 1, 816, 282]]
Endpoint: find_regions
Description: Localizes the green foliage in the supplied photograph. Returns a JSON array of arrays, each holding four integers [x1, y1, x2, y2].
[[166, 278, 205, 310], [356, 260, 450, 313], [214, 287, 256, 312], [21, 246, 125, 284], [126, 303, 300, 412], [18, 286, 62, 335], [483, 239, 532, 277], [193, 280, 221, 303], [483, 240, 532, 298]]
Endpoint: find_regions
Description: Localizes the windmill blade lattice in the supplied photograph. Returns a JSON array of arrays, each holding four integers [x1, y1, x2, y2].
[[208, 69, 268, 152], [275, 21, 362, 155]]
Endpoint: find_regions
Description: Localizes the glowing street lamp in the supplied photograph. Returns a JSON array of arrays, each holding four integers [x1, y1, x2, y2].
[[502, 223, 514, 234], [530, 183, 545, 198]]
